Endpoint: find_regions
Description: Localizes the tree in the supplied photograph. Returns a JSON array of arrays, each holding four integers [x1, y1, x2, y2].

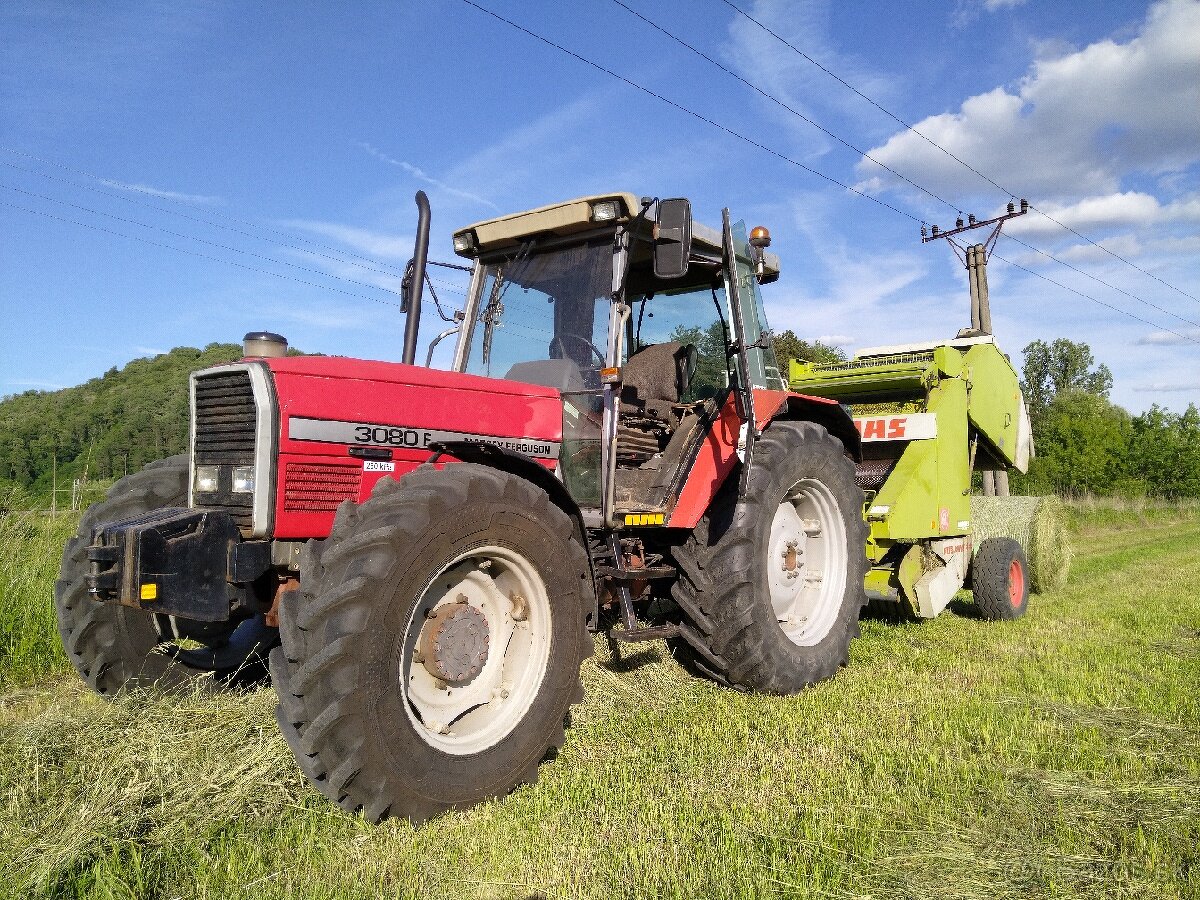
[[1020, 338, 1113, 424], [1018, 388, 1131, 496], [1124, 403, 1200, 499], [771, 330, 846, 370]]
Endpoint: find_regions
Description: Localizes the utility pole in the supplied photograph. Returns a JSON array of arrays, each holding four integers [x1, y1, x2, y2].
[[922, 199, 1028, 497]]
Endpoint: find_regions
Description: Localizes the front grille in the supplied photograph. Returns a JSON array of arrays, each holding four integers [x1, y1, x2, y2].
[[194, 371, 256, 465], [284, 462, 361, 512], [193, 369, 258, 534]]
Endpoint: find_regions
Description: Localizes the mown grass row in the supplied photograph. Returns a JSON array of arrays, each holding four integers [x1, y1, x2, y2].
[[1, 502, 1197, 898]]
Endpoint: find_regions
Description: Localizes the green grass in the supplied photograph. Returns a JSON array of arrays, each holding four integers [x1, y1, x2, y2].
[[0, 503, 1197, 899], [0, 508, 74, 688]]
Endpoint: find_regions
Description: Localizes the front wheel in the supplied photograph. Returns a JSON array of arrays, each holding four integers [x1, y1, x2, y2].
[[271, 463, 594, 823], [54, 455, 277, 694], [671, 420, 868, 694]]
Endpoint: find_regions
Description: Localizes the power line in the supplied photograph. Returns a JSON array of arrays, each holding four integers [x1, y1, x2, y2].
[[1002, 234, 1200, 330], [991, 248, 1200, 345], [615, 0, 1200, 336], [2, 183, 407, 297], [1, 152, 471, 299], [718, 0, 1200, 306], [456, 0, 922, 225], [1, 199, 402, 308], [1, 146, 416, 279], [457, 0, 1198, 343], [608, 0, 960, 213]]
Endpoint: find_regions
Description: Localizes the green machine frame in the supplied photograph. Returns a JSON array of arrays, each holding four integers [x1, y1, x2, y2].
[[789, 336, 1033, 617]]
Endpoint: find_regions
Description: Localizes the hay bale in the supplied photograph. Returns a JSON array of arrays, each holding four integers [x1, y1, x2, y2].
[[971, 495, 1073, 592]]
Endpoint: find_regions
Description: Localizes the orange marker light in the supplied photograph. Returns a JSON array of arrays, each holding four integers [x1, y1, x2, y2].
[[749, 225, 772, 248]]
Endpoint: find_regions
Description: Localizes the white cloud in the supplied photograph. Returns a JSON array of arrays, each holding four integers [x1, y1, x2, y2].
[[856, 0, 1200, 200], [99, 179, 222, 205], [279, 220, 413, 261], [985, 0, 1027, 9], [815, 334, 854, 345], [357, 142, 499, 210], [1005, 192, 1200, 239], [1135, 327, 1200, 345], [1132, 379, 1200, 391]]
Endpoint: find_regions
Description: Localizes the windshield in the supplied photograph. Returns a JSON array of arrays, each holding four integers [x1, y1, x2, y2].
[[464, 238, 613, 391]]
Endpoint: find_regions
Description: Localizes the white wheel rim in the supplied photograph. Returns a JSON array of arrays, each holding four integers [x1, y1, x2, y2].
[[400, 545, 552, 756], [767, 478, 848, 646]]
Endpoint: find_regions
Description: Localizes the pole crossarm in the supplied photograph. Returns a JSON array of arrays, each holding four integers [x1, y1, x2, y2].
[[921, 199, 1028, 253]]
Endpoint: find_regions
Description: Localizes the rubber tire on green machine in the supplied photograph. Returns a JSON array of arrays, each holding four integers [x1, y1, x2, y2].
[[971, 537, 1029, 621], [270, 463, 594, 823], [670, 420, 869, 694], [54, 455, 277, 695]]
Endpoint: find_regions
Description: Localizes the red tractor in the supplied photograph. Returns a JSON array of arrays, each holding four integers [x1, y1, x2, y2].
[[56, 192, 866, 822]]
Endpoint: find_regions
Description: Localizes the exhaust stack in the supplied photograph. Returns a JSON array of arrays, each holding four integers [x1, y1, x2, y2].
[[402, 190, 431, 366]]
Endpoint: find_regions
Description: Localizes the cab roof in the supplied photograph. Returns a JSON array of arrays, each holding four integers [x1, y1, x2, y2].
[[452, 191, 780, 279]]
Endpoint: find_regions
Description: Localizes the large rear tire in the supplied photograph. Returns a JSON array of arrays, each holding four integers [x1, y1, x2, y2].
[[54, 455, 277, 695], [670, 421, 868, 694], [270, 463, 594, 823]]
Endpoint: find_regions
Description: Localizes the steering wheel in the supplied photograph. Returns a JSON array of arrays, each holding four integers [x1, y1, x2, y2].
[[552, 334, 605, 366]]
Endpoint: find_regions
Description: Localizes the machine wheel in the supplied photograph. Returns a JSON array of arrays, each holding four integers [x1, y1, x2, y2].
[[270, 463, 594, 823], [670, 420, 868, 694], [971, 537, 1029, 620], [54, 455, 277, 695]]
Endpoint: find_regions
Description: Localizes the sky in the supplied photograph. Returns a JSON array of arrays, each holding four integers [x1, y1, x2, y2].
[[1, 0, 1197, 413]]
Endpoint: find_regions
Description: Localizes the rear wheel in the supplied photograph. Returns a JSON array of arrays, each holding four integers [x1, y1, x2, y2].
[[54, 455, 276, 695], [971, 537, 1029, 620], [271, 463, 593, 823], [670, 421, 868, 694]]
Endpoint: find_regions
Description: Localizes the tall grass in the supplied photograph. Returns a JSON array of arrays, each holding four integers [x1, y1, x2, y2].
[[0, 505, 75, 688]]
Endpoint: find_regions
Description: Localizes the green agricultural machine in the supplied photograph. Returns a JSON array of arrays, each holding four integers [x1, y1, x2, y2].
[[789, 335, 1042, 620]]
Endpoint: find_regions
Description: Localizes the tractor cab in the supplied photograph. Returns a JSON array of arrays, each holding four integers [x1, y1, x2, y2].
[[446, 194, 784, 525]]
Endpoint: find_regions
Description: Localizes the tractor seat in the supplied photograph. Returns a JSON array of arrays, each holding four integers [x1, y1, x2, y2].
[[619, 342, 697, 420], [616, 342, 697, 465]]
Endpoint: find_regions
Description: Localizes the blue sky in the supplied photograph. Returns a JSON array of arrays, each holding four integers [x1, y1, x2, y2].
[[2, 0, 1197, 412]]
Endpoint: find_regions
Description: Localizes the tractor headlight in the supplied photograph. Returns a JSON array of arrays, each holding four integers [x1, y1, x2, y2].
[[590, 200, 620, 222], [453, 231, 477, 254], [194, 465, 219, 494], [231, 465, 256, 494]]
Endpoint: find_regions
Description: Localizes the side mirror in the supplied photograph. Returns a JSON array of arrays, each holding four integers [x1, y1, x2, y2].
[[653, 198, 691, 280]]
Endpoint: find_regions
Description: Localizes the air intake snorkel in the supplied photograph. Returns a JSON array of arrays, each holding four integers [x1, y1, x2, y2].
[[401, 190, 431, 365]]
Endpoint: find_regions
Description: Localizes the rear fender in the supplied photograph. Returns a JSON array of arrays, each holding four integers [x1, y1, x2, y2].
[[666, 390, 860, 529], [778, 394, 862, 462]]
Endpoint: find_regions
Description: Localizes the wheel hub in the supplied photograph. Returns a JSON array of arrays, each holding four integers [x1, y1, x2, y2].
[[420, 599, 490, 685]]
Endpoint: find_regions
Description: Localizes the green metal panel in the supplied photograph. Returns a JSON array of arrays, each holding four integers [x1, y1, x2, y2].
[[962, 343, 1023, 467], [866, 374, 970, 541]]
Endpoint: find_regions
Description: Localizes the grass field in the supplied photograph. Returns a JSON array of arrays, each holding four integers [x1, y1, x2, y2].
[[1, 502, 1197, 899]]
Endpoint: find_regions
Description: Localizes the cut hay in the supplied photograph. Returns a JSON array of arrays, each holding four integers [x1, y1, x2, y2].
[[971, 495, 1073, 592]]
